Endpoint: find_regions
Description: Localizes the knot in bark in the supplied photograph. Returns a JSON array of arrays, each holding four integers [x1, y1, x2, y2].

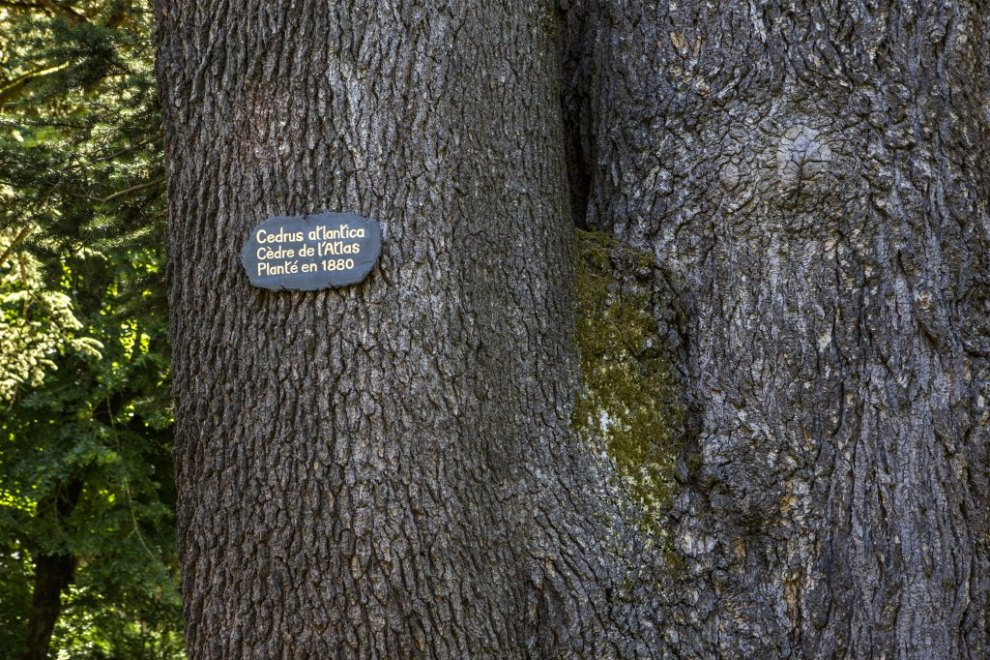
[[776, 124, 832, 197]]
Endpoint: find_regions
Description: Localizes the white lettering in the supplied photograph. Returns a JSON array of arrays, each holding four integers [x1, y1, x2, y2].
[[256, 227, 304, 243]]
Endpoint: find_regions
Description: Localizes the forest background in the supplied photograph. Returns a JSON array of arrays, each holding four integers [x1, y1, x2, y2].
[[0, 1, 184, 657]]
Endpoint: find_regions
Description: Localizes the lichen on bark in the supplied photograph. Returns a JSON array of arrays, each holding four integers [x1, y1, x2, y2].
[[572, 229, 685, 534]]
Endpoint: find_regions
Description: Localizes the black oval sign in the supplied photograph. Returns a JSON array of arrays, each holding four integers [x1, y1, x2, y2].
[[240, 212, 382, 291]]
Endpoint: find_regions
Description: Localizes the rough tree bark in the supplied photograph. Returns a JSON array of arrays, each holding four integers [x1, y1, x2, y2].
[[562, 0, 990, 656], [156, 0, 989, 657], [155, 1, 630, 656]]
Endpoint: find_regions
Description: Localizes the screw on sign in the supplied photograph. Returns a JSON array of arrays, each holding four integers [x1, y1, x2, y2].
[[240, 212, 382, 291]]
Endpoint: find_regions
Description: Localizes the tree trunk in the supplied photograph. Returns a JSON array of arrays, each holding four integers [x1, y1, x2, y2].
[[155, 1, 632, 656], [21, 481, 82, 660], [562, 0, 990, 656], [156, 0, 989, 657], [21, 555, 75, 660]]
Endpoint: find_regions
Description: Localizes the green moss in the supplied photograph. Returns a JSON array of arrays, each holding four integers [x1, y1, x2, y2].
[[572, 229, 684, 533]]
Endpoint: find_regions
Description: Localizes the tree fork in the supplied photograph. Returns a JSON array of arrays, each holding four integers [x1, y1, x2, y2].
[[156, 0, 990, 657]]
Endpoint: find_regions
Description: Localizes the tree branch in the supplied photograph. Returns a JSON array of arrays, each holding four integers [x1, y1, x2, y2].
[[0, 225, 34, 270], [93, 177, 165, 204], [0, 0, 85, 23], [0, 62, 71, 106]]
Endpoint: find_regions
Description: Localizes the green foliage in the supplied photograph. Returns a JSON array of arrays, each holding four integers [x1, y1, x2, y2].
[[573, 229, 685, 534], [0, 1, 182, 657], [0, 244, 90, 399]]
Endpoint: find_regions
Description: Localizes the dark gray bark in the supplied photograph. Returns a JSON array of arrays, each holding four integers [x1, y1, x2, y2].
[[155, 1, 630, 657], [562, 0, 990, 656], [156, 0, 989, 657]]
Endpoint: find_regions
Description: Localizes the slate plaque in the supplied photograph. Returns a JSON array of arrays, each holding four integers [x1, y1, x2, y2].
[[241, 212, 382, 291]]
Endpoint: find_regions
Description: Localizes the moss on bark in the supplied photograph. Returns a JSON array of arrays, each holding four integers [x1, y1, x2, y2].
[[572, 229, 685, 532]]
